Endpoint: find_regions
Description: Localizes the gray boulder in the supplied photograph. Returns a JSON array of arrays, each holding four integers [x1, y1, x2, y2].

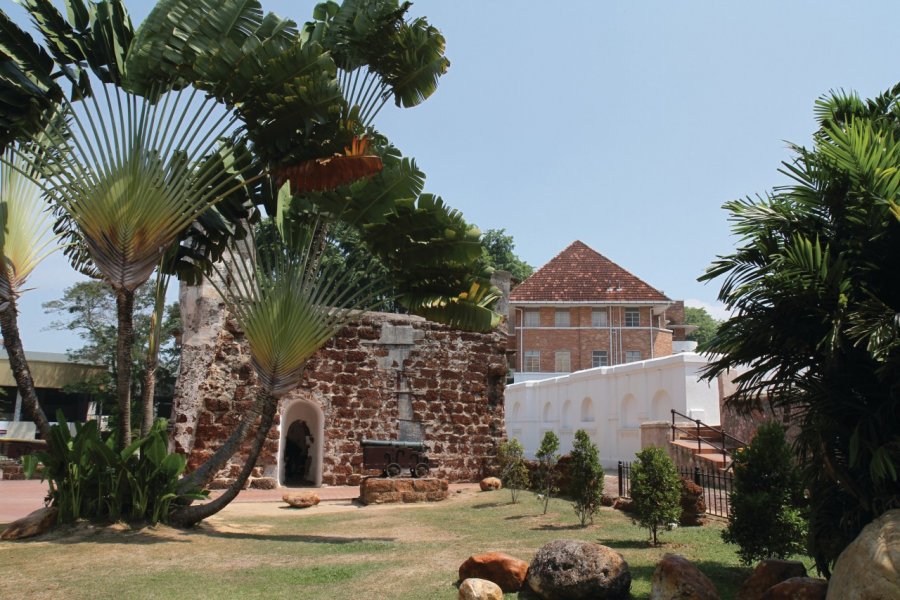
[[526, 539, 631, 600]]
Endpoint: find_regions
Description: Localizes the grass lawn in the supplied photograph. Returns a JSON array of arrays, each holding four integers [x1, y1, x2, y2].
[[0, 489, 813, 599]]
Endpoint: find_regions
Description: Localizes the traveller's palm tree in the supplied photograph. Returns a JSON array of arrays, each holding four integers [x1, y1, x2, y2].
[[0, 144, 61, 439], [171, 206, 380, 526]]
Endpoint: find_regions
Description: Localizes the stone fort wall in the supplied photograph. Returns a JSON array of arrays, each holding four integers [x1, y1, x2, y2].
[[172, 311, 508, 488]]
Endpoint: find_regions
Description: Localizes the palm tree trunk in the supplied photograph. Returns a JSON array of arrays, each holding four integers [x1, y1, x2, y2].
[[140, 359, 158, 438], [170, 390, 277, 527], [0, 296, 51, 440], [115, 287, 135, 450], [176, 391, 268, 494]]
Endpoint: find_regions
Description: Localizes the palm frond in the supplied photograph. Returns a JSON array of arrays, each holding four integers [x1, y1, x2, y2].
[[10, 82, 251, 291], [0, 143, 60, 299]]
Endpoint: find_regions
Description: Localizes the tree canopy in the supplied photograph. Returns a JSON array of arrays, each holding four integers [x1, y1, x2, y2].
[[700, 86, 900, 574], [683, 306, 721, 347]]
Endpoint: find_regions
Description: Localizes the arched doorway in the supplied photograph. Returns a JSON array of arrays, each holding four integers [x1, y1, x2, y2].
[[280, 399, 323, 487]]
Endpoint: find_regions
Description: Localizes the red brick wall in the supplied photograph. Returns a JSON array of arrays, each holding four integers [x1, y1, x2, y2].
[[510, 305, 674, 371], [179, 313, 508, 488]]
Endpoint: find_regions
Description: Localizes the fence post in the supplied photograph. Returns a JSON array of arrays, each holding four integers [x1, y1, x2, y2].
[[695, 419, 702, 453], [671, 409, 675, 441], [618, 461, 624, 497], [693, 465, 701, 487]]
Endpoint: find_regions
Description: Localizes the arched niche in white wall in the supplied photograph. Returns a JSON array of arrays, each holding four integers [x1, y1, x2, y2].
[[651, 389, 672, 421], [621, 393, 638, 428], [561, 399, 573, 429], [280, 398, 324, 487], [580, 397, 595, 422], [543, 401, 555, 423]]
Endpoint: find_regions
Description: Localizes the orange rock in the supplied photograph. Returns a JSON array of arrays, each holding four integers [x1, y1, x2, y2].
[[650, 553, 719, 600], [762, 577, 827, 600], [459, 551, 529, 592], [479, 477, 502, 491], [736, 560, 806, 600], [282, 492, 320, 508], [1, 506, 58, 540]]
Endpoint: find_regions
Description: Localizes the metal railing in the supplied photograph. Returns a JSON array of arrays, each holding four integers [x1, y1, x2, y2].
[[671, 409, 747, 470], [617, 461, 735, 518]]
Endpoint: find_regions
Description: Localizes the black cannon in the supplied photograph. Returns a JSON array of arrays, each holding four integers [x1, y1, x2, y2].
[[361, 439, 432, 478]]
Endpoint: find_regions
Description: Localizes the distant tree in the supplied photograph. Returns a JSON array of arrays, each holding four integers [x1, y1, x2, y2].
[[683, 306, 721, 347], [630, 447, 681, 545], [478, 228, 534, 282], [497, 438, 530, 504], [42, 280, 180, 427], [569, 429, 603, 526], [534, 430, 560, 514], [723, 422, 807, 565]]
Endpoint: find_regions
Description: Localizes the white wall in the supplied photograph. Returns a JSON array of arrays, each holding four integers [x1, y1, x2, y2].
[[505, 352, 720, 468]]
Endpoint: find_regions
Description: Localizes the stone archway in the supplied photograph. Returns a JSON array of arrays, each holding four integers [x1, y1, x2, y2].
[[280, 399, 324, 487]]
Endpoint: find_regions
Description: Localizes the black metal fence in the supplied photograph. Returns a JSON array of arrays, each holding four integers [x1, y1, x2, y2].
[[617, 461, 734, 518]]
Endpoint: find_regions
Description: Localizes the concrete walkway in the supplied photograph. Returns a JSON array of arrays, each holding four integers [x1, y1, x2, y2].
[[0, 480, 482, 524]]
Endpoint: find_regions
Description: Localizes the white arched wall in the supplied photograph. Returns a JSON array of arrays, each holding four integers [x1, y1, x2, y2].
[[651, 389, 672, 421], [280, 398, 324, 487]]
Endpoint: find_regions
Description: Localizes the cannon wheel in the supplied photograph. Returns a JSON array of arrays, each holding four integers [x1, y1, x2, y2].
[[414, 463, 430, 478], [386, 463, 402, 478]]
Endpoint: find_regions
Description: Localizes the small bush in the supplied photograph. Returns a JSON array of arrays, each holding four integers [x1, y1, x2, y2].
[[630, 447, 681, 544], [497, 438, 530, 504], [534, 430, 560, 514], [569, 429, 603, 526], [24, 413, 206, 525], [723, 421, 807, 565]]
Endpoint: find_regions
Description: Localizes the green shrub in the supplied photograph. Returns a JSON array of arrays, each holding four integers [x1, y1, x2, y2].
[[534, 430, 560, 515], [24, 412, 206, 525], [569, 429, 603, 526], [630, 447, 681, 545], [497, 438, 530, 504], [723, 421, 807, 565]]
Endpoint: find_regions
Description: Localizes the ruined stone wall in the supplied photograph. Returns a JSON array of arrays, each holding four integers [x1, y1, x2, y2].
[[173, 311, 508, 488]]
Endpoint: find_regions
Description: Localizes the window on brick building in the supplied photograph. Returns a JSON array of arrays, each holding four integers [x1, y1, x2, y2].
[[625, 350, 642, 363], [523, 310, 540, 327], [624, 308, 640, 327], [554, 309, 570, 327], [523, 351, 540, 372], [591, 350, 608, 368], [591, 309, 608, 327], [554, 351, 571, 372]]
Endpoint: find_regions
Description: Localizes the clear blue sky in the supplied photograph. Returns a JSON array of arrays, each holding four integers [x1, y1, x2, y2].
[[8, 0, 900, 352]]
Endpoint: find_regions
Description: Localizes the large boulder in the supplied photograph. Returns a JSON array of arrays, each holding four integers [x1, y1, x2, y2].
[[526, 539, 631, 600], [458, 578, 503, 600], [459, 551, 528, 592], [1, 506, 58, 540], [479, 477, 502, 491], [762, 577, 827, 600], [827, 509, 899, 600], [650, 553, 719, 600], [282, 492, 320, 509], [736, 559, 807, 600], [359, 477, 449, 504]]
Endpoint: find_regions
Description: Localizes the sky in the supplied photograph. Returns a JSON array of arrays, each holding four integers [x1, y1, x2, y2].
[[7, 0, 900, 353]]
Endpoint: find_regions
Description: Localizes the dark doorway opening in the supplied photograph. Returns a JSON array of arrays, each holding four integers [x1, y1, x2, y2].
[[284, 420, 313, 486]]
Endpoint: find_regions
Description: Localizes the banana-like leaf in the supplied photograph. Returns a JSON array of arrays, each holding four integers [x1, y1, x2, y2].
[[0, 144, 61, 300]]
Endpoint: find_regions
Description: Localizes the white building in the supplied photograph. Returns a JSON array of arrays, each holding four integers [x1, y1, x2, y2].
[[504, 352, 720, 468]]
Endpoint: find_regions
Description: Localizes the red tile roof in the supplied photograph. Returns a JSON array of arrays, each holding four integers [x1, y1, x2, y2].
[[509, 240, 671, 303]]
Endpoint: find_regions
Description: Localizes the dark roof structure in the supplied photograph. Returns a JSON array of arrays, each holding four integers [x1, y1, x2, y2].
[[509, 240, 671, 303]]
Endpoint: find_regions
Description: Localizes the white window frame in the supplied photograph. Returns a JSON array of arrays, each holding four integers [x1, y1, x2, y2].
[[591, 309, 609, 327], [554, 309, 570, 328], [624, 308, 640, 327], [523, 350, 541, 372], [591, 350, 609, 368], [554, 351, 571, 372], [523, 310, 540, 328], [625, 350, 642, 363]]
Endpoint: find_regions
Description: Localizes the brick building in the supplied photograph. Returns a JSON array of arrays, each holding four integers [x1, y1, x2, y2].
[[508, 240, 691, 382]]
